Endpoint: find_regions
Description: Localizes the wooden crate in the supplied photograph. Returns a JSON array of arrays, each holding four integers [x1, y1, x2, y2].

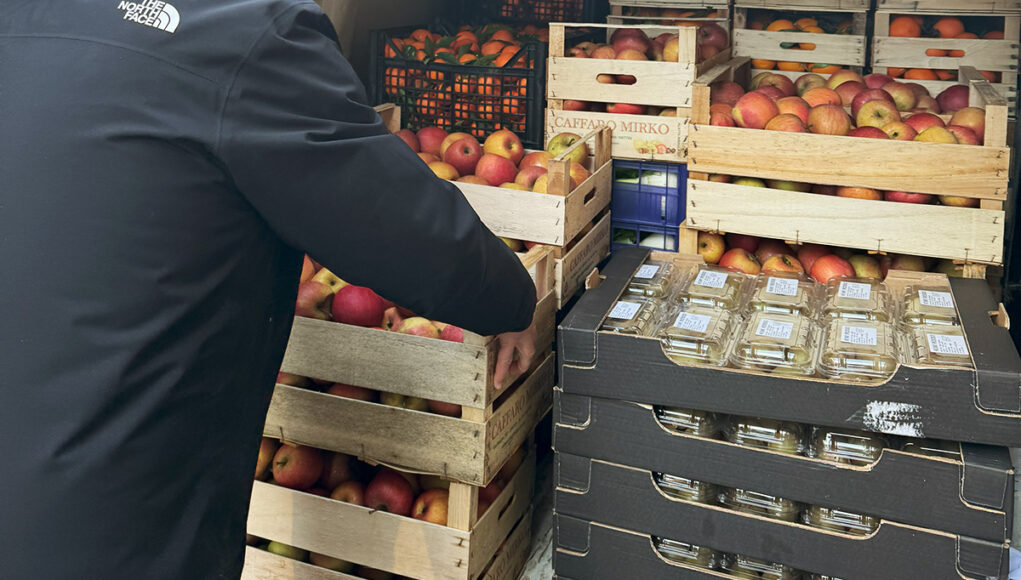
[[682, 59, 1011, 275], [545, 22, 734, 162], [246, 449, 536, 580], [872, 11, 1020, 115], [607, 2, 731, 39], [736, 0, 868, 9], [875, 0, 1021, 14]]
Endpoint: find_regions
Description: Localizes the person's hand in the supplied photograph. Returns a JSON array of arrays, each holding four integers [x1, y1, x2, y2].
[[493, 320, 538, 390]]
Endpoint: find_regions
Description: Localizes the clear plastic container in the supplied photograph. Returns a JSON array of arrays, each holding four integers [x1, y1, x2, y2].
[[730, 312, 820, 376], [627, 259, 678, 299], [680, 265, 751, 311], [719, 487, 802, 522], [900, 285, 960, 327], [658, 306, 738, 367], [903, 325, 973, 368], [655, 406, 719, 438], [654, 537, 716, 568], [818, 320, 898, 382], [600, 297, 662, 336], [900, 438, 961, 461], [749, 272, 820, 317], [719, 553, 804, 580], [810, 428, 887, 467], [823, 278, 893, 322], [725, 417, 806, 456], [804, 505, 880, 536], [655, 473, 717, 504]]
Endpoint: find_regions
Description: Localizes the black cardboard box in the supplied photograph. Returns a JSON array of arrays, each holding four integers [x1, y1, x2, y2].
[[558, 247, 1021, 446], [554, 452, 1010, 580], [553, 390, 1014, 542]]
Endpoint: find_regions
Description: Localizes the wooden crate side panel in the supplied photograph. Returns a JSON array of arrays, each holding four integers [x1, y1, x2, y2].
[[686, 180, 1006, 262], [687, 125, 1011, 197], [733, 29, 867, 66], [468, 452, 537, 577], [872, 37, 1020, 71], [878, 78, 1018, 112], [483, 354, 554, 483], [546, 108, 689, 162], [735, 0, 869, 9], [556, 213, 612, 308], [611, 0, 730, 9], [483, 290, 557, 402], [564, 160, 614, 244], [547, 57, 696, 107], [478, 511, 533, 580], [242, 547, 361, 580], [247, 482, 471, 580], [876, 0, 1021, 12], [456, 182, 566, 245]]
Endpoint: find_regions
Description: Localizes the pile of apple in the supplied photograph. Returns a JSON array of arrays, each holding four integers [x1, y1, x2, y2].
[[250, 439, 526, 575], [697, 230, 966, 284], [560, 25, 729, 115]]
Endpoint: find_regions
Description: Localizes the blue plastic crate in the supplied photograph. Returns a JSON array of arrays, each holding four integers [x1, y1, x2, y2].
[[611, 220, 679, 254], [610, 160, 687, 229]]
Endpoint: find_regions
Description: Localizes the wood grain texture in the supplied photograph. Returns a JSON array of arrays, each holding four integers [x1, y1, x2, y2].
[[735, 0, 868, 9], [456, 182, 566, 245], [876, 0, 1021, 12], [734, 29, 866, 66], [547, 58, 696, 107], [611, 0, 729, 8], [556, 213, 612, 308], [478, 511, 532, 580], [467, 453, 537, 578], [872, 37, 1019, 71], [686, 180, 1005, 263], [242, 547, 360, 580]]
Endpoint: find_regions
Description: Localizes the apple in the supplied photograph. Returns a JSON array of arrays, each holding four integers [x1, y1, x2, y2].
[[266, 541, 308, 562], [837, 186, 882, 200], [382, 305, 405, 330], [434, 322, 465, 343], [733, 177, 766, 188], [726, 233, 760, 252], [802, 87, 842, 108], [915, 126, 958, 143], [882, 122, 917, 140], [810, 254, 855, 283], [575, 41, 597, 54], [711, 81, 746, 106], [947, 125, 980, 145], [776, 96, 810, 124], [889, 254, 927, 272], [710, 112, 736, 126], [835, 81, 867, 107], [863, 73, 892, 89], [949, 107, 986, 144], [483, 129, 525, 165], [418, 152, 440, 164], [849, 126, 889, 139], [428, 399, 462, 416], [755, 239, 790, 264], [709, 174, 732, 183], [826, 69, 864, 91], [563, 99, 589, 111], [272, 444, 324, 490], [935, 259, 964, 278], [310, 268, 345, 294], [439, 132, 474, 158], [532, 173, 577, 194], [697, 232, 726, 264], [295, 280, 333, 320], [607, 103, 646, 114], [882, 81, 917, 111], [416, 126, 449, 156], [299, 255, 316, 282], [851, 88, 895, 118], [332, 285, 387, 327], [568, 47, 589, 58], [914, 95, 941, 114], [719, 248, 761, 275], [939, 195, 979, 208], [514, 165, 547, 189], [309, 553, 355, 573], [797, 244, 831, 272], [855, 99, 900, 129], [479, 481, 503, 505], [365, 469, 415, 516], [596, 74, 615, 84], [411, 489, 450, 525], [610, 28, 651, 55], [758, 73, 796, 97], [812, 184, 838, 195], [327, 382, 377, 401], [276, 372, 309, 387], [519, 151, 553, 169], [590, 45, 617, 59], [570, 162, 591, 186], [420, 475, 451, 490], [318, 452, 355, 491], [478, 500, 493, 519], [732, 92, 779, 129], [380, 392, 431, 411], [662, 36, 680, 62], [767, 180, 811, 192], [885, 191, 932, 203], [699, 22, 729, 51], [764, 114, 806, 132], [807, 104, 851, 136], [395, 317, 440, 338], [547, 133, 589, 165], [255, 437, 278, 480], [615, 49, 647, 61], [936, 84, 969, 113], [849, 255, 881, 279], [755, 86, 786, 102], [903, 112, 945, 133], [457, 175, 489, 186], [904, 82, 931, 100], [750, 72, 772, 90], [443, 137, 483, 177], [330, 480, 365, 506], [761, 254, 804, 274], [428, 161, 459, 181], [795, 73, 827, 96], [475, 153, 519, 186]]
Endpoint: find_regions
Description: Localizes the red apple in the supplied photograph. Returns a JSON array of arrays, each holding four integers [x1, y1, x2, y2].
[[434, 322, 465, 343], [797, 243, 831, 272], [726, 233, 760, 253], [851, 88, 896, 118], [411, 489, 450, 525], [949, 107, 986, 144], [563, 99, 589, 111], [483, 129, 524, 165], [479, 481, 503, 505], [710, 111, 736, 126], [755, 86, 786, 102], [882, 122, 917, 141], [428, 399, 462, 416], [758, 73, 796, 97], [699, 22, 730, 52], [863, 73, 892, 89], [332, 285, 387, 327], [904, 82, 931, 101], [849, 126, 889, 139], [914, 95, 941, 114], [255, 437, 278, 480], [476, 153, 519, 186], [277, 372, 309, 387], [364, 469, 415, 516], [590, 45, 616, 60], [855, 99, 900, 129], [327, 383, 377, 402], [295, 280, 333, 320], [610, 28, 651, 55], [776, 96, 810, 124], [443, 137, 483, 177], [394, 129, 420, 152], [764, 114, 807, 132], [719, 248, 761, 275], [882, 81, 918, 111], [947, 125, 980, 145], [416, 126, 449, 156], [826, 69, 864, 91], [519, 151, 553, 170], [711, 81, 746, 106], [807, 104, 852, 136], [330, 480, 365, 506], [439, 133, 475, 158], [903, 112, 945, 134], [936, 84, 969, 113], [885, 191, 933, 204], [755, 239, 790, 264], [802, 87, 842, 108], [514, 165, 548, 189], [761, 254, 805, 274], [272, 444, 324, 490], [810, 254, 855, 283], [607, 102, 646, 115], [732, 92, 780, 129], [320, 452, 355, 490], [835, 81, 867, 107]]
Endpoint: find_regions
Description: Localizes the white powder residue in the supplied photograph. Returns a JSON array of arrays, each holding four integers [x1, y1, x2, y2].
[[862, 401, 925, 438]]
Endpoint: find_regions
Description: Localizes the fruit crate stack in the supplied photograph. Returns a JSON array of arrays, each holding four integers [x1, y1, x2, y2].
[[552, 248, 1018, 579], [607, 0, 733, 38], [242, 239, 558, 580], [870, 2, 1020, 116]]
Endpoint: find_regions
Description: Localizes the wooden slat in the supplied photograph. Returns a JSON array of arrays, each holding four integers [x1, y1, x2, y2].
[[876, 0, 1021, 12], [872, 37, 1019, 71], [483, 355, 554, 482], [733, 29, 867, 67], [687, 124, 1011, 198], [466, 454, 536, 578], [242, 547, 360, 580], [735, 0, 868, 9], [374, 104, 400, 134], [546, 109, 689, 162], [448, 482, 479, 532], [686, 180, 1005, 263], [556, 213, 612, 308], [547, 57, 696, 107], [610, 0, 729, 8], [457, 182, 566, 245], [478, 511, 532, 580]]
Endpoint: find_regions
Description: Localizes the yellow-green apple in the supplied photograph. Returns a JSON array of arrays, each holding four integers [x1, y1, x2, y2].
[[311, 268, 346, 293], [837, 186, 882, 200], [733, 177, 766, 188], [433, 322, 464, 343], [812, 184, 838, 195], [810, 254, 854, 283], [755, 239, 790, 263], [295, 280, 334, 320], [563, 99, 590, 111], [411, 489, 449, 525], [699, 22, 730, 52], [849, 126, 889, 139], [856, 99, 900, 129], [761, 254, 805, 274], [882, 122, 917, 140], [396, 317, 440, 338], [795, 73, 826, 96], [797, 243, 831, 272], [936, 84, 969, 113], [443, 137, 484, 176], [802, 87, 842, 107], [711, 81, 746, 106], [662, 35, 680, 62], [882, 81, 917, 111], [935, 259, 963, 277], [697, 232, 726, 264], [484, 129, 525, 165], [914, 94, 941, 114], [320, 452, 355, 490], [885, 190, 932, 204], [365, 469, 415, 516], [755, 86, 786, 102], [330, 480, 365, 506], [514, 165, 547, 189], [500, 183, 530, 190], [499, 447, 527, 482], [439, 132, 474, 158], [300, 255, 315, 282], [719, 248, 761, 274], [327, 382, 377, 402], [949, 107, 985, 143], [569, 162, 591, 185], [750, 72, 772, 90], [479, 481, 503, 504], [611, 28, 651, 54], [939, 195, 979, 207], [764, 113, 806, 132], [332, 285, 387, 327], [255, 437, 278, 480], [732, 92, 779, 129], [277, 371, 310, 387], [420, 475, 450, 490], [475, 153, 518, 186], [851, 88, 895, 118], [395, 129, 420, 152], [903, 112, 945, 133], [826, 69, 864, 90], [759, 73, 796, 97], [889, 254, 926, 272], [849, 255, 881, 279], [428, 161, 459, 181], [519, 151, 553, 169], [590, 44, 616, 59], [547, 133, 589, 164], [357, 568, 394, 580], [863, 73, 892, 89], [500, 237, 524, 251], [615, 49, 647, 61], [710, 111, 736, 126], [807, 104, 851, 136], [835, 81, 866, 106], [607, 103, 646, 114], [309, 553, 355, 573], [416, 126, 449, 156], [947, 125, 980, 145], [776, 96, 810, 123], [457, 175, 489, 185], [915, 126, 957, 143], [708, 173, 732, 183], [272, 444, 324, 490], [266, 542, 308, 561], [428, 399, 461, 416], [767, 180, 812, 192], [418, 152, 440, 164]]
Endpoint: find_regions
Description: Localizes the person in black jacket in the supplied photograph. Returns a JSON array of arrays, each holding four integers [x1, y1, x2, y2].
[[0, 1, 537, 578]]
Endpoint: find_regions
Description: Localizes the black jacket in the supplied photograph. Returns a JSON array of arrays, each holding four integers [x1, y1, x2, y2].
[[0, 1, 535, 578]]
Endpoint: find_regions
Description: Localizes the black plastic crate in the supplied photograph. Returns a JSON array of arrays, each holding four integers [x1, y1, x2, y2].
[[368, 24, 546, 148], [611, 160, 687, 229], [611, 220, 680, 254], [464, 0, 606, 25]]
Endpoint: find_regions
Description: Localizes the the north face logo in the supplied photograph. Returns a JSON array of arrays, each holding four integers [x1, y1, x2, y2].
[[117, 1, 179, 33]]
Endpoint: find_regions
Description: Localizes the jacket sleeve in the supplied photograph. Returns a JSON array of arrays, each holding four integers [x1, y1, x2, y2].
[[216, 2, 536, 335]]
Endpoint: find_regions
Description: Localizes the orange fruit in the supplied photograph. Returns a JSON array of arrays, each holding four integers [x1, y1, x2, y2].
[[889, 16, 921, 38], [926, 48, 948, 57], [752, 58, 776, 70], [481, 40, 506, 56], [980, 70, 1000, 82], [778, 61, 806, 72], [383, 38, 404, 58], [749, 20, 766, 30], [410, 29, 432, 42], [887, 67, 905, 78], [490, 30, 516, 43], [456, 31, 478, 44], [936, 70, 955, 80], [766, 19, 797, 32], [810, 64, 841, 75], [984, 30, 1004, 39], [458, 53, 477, 64], [494, 46, 520, 67], [933, 17, 965, 39], [799, 25, 825, 50], [795, 17, 819, 30], [904, 68, 938, 80]]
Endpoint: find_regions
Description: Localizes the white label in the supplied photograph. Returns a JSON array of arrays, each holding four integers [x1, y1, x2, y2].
[[918, 290, 955, 310], [673, 312, 712, 334], [765, 277, 799, 297], [608, 301, 642, 320], [635, 264, 660, 280], [841, 325, 878, 346], [838, 281, 872, 301], [755, 319, 794, 340], [927, 333, 969, 356], [694, 270, 728, 289]]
